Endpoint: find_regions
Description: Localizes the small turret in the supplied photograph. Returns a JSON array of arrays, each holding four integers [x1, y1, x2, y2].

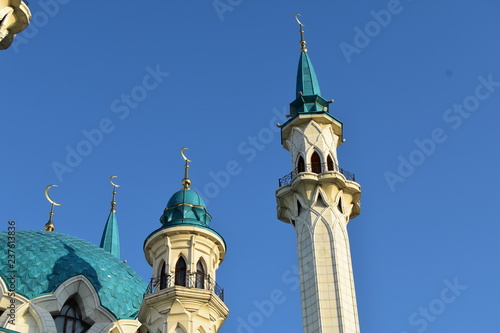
[[99, 176, 121, 259], [140, 148, 228, 333]]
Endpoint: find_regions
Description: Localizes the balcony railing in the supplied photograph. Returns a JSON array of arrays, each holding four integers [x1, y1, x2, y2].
[[145, 273, 224, 301], [278, 162, 356, 187]]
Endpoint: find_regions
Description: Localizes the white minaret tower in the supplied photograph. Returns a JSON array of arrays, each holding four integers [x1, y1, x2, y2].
[[276, 16, 362, 333], [140, 149, 229, 333]]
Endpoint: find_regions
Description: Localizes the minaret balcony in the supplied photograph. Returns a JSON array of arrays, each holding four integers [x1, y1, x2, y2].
[[145, 273, 225, 301], [278, 162, 356, 187]]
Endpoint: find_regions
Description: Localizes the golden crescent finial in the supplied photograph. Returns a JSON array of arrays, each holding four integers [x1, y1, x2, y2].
[[295, 14, 307, 52], [110, 176, 120, 188], [45, 185, 62, 206], [109, 176, 119, 213], [181, 147, 192, 189], [181, 147, 192, 162], [44, 185, 61, 231], [295, 13, 304, 26]]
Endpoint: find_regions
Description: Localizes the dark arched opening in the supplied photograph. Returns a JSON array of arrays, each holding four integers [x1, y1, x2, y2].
[[160, 262, 167, 290], [175, 257, 187, 287], [311, 151, 321, 174], [327, 155, 335, 171], [53, 299, 90, 333], [196, 260, 205, 289], [297, 156, 305, 173]]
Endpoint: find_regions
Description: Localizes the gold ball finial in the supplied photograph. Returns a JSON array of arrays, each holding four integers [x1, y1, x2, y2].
[[182, 178, 191, 188], [44, 220, 55, 232]]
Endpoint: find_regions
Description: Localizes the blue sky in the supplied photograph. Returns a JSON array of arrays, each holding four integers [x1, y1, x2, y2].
[[2, 0, 500, 332]]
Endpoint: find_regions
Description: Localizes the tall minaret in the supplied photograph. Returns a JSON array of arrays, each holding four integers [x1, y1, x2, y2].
[[276, 16, 362, 333], [140, 148, 229, 333]]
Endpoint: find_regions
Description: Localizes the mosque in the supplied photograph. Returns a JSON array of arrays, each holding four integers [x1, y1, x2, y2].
[[0, 4, 362, 333]]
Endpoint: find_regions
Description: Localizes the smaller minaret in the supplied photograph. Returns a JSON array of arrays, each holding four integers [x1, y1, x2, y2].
[[140, 148, 228, 333], [99, 176, 121, 258]]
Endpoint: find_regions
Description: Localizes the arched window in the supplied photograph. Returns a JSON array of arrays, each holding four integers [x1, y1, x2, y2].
[[196, 260, 205, 289], [327, 155, 335, 171], [175, 257, 187, 287], [160, 262, 167, 290], [53, 299, 90, 333], [297, 156, 305, 173], [311, 151, 321, 174]]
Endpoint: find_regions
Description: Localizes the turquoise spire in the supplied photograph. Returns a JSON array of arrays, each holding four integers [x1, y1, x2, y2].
[[100, 211, 120, 258], [99, 177, 120, 259], [296, 51, 322, 98], [289, 15, 331, 117]]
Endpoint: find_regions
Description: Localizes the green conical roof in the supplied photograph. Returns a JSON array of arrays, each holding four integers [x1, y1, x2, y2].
[[290, 50, 330, 116], [296, 51, 322, 98], [99, 211, 120, 259]]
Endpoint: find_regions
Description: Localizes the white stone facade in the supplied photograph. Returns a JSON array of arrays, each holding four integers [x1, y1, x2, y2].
[[277, 114, 361, 333]]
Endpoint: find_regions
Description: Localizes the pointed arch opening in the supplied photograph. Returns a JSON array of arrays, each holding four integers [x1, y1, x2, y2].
[[327, 155, 335, 171], [196, 259, 206, 289], [316, 192, 328, 208], [311, 151, 321, 174], [53, 299, 91, 333], [338, 197, 344, 213], [297, 155, 305, 173], [159, 261, 167, 290], [175, 257, 187, 287], [175, 326, 186, 333]]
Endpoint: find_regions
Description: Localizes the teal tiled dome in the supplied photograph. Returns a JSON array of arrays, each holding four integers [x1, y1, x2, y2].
[[0, 230, 147, 319], [160, 188, 212, 226], [144, 188, 225, 247]]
